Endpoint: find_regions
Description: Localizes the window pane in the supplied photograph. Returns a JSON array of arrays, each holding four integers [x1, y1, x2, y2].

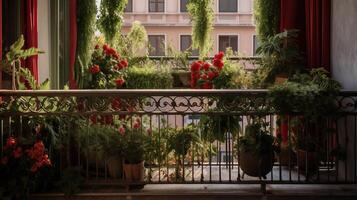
[[219, 35, 238, 52], [180, 0, 189, 12], [253, 35, 260, 56], [124, 0, 133, 12], [149, 35, 165, 56], [149, 0, 164, 12], [219, 0, 238, 12], [180, 35, 198, 56]]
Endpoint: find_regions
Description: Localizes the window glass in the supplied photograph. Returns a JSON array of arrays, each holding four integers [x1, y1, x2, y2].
[[180, 0, 189, 12], [253, 35, 260, 56], [149, 0, 165, 12], [219, 35, 238, 52], [148, 35, 165, 56], [180, 35, 199, 56], [219, 0, 238, 12], [124, 0, 133, 12]]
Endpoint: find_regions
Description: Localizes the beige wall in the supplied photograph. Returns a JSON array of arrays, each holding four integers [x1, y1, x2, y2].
[[123, 0, 256, 56]]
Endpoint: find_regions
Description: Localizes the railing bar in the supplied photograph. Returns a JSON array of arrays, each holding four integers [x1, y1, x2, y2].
[[355, 115, 357, 183], [218, 116, 222, 182], [345, 116, 348, 183], [228, 116, 231, 182], [148, 115, 153, 183], [327, 117, 330, 183], [182, 114, 185, 183], [1, 119, 3, 157], [86, 117, 89, 180], [288, 116, 292, 182], [166, 114, 170, 183], [336, 118, 339, 182], [158, 115, 161, 183], [270, 115, 274, 181]]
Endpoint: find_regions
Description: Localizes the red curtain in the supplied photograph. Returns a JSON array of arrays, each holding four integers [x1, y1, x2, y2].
[[23, 0, 39, 81], [280, 0, 331, 72], [69, 0, 77, 89], [0, 0, 3, 89]]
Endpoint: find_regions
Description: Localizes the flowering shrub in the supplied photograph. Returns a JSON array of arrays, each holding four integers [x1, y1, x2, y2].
[[86, 44, 128, 89], [190, 52, 225, 89], [0, 137, 52, 199]]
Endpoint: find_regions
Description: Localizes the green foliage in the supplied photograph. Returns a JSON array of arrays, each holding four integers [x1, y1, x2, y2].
[[98, 0, 128, 44], [255, 30, 303, 86], [76, 0, 97, 86], [269, 68, 342, 118], [122, 130, 150, 164], [238, 119, 277, 155], [168, 125, 199, 157], [187, 0, 214, 57], [254, 0, 280, 42], [117, 21, 148, 59], [125, 64, 173, 89]]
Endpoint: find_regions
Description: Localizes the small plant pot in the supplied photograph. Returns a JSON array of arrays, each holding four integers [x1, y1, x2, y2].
[[107, 157, 123, 179], [239, 151, 274, 178], [297, 149, 318, 172], [123, 161, 145, 183], [275, 74, 288, 85]]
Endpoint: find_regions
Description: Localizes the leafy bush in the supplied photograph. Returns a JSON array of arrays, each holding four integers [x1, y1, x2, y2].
[[122, 130, 150, 164], [125, 64, 173, 89], [254, 0, 280, 42]]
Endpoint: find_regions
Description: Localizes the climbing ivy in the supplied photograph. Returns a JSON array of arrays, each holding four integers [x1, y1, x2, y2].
[[187, 0, 214, 57], [254, 0, 280, 42], [98, 0, 128, 45], [75, 0, 97, 87]]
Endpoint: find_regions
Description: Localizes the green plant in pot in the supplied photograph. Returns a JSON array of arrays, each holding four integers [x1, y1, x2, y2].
[[121, 128, 149, 183], [237, 119, 278, 179]]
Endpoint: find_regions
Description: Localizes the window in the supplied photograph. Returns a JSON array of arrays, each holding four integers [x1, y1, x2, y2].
[[180, 35, 199, 56], [180, 0, 189, 12], [124, 0, 133, 12], [219, 0, 238, 12], [149, 0, 164, 12], [253, 35, 260, 56], [148, 35, 165, 56], [219, 35, 238, 52]]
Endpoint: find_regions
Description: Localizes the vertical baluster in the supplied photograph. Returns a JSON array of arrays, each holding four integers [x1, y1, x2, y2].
[[218, 116, 222, 182], [228, 115, 231, 182], [182, 114, 185, 182], [270, 115, 274, 181], [148, 114, 153, 183], [336, 118, 339, 182], [86, 117, 90, 180], [1, 119, 3, 157], [288, 116, 292, 182], [158, 115, 161, 182], [166, 114, 170, 183], [355, 115, 357, 183], [345, 116, 348, 183]]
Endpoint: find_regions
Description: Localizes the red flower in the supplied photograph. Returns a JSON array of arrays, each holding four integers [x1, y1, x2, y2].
[[6, 137, 16, 147], [89, 65, 101, 74], [103, 44, 109, 50], [118, 126, 126, 135], [1, 156, 8, 165], [133, 122, 141, 129], [201, 74, 208, 80], [105, 115, 114, 125], [190, 61, 201, 72], [105, 48, 117, 56], [90, 115, 97, 124], [213, 59, 224, 70], [119, 59, 128, 68], [30, 164, 38, 173], [111, 98, 121, 110], [13, 147, 23, 159], [115, 78, 125, 87], [41, 154, 51, 166], [214, 51, 224, 60], [208, 71, 217, 80], [202, 62, 211, 71], [147, 128, 152, 136], [95, 44, 100, 49], [202, 82, 213, 89], [113, 53, 120, 60]]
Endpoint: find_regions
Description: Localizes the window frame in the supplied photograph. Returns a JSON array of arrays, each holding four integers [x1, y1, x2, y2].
[[124, 0, 133, 13], [218, 0, 238, 13], [252, 34, 259, 56], [148, 0, 165, 13], [179, 34, 199, 56], [217, 34, 239, 53], [180, 0, 189, 13], [148, 34, 166, 56]]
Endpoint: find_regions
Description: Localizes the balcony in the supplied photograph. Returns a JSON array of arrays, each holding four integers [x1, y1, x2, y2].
[[1, 89, 357, 199]]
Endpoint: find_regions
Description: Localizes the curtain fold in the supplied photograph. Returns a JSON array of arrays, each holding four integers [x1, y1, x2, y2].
[[23, 0, 39, 82], [280, 0, 331, 72], [69, 0, 78, 89], [0, 0, 3, 89]]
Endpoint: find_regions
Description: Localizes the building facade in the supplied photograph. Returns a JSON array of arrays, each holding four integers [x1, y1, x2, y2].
[[121, 0, 257, 56]]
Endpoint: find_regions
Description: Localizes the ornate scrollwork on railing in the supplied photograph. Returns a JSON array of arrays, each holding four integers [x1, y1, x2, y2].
[[1, 90, 356, 116]]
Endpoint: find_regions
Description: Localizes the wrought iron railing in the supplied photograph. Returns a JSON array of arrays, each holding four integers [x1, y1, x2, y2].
[[0, 90, 356, 189]]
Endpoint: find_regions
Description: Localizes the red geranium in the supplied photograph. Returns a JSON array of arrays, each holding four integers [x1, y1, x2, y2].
[[89, 65, 101, 74], [115, 78, 125, 87]]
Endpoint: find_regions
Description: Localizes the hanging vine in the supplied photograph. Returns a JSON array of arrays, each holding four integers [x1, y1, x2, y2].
[[75, 0, 97, 87], [254, 0, 280, 42], [187, 0, 214, 57], [98, 0, 128, 45]]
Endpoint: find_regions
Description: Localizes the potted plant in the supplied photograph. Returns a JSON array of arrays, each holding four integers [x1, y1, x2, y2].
[[237, 119, 278, 179], [121, 128, 149, 183]]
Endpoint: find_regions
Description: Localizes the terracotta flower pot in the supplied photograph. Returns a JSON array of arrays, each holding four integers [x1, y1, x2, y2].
[[123, 161, 145, 182], [275, 74, 288, 85], [107, 157, 123, 179], [239, 151, 274, 178], [297, 149, 318, 172]]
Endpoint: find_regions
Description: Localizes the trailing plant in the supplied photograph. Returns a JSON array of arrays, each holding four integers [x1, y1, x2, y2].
[[121, 129, 150, 164], [98, 0, 128, 45], [254, 0, 280, 42], [187, 0, 214, 57], [125, 64, 173, 89], [76, 0, 97, 87]]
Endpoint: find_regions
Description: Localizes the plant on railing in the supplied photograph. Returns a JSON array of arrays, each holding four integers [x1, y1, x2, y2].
[[84, 44, 128, 89], [76, 0, 97, 86], [187, 0, 214, 57], [0, 137, 52, 200], [98, 0, 128, 45], [254, 0, 280, 42], [237, 118, 279, 178], [255, 30, 303, 87], [125, 64, 173, 89]]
